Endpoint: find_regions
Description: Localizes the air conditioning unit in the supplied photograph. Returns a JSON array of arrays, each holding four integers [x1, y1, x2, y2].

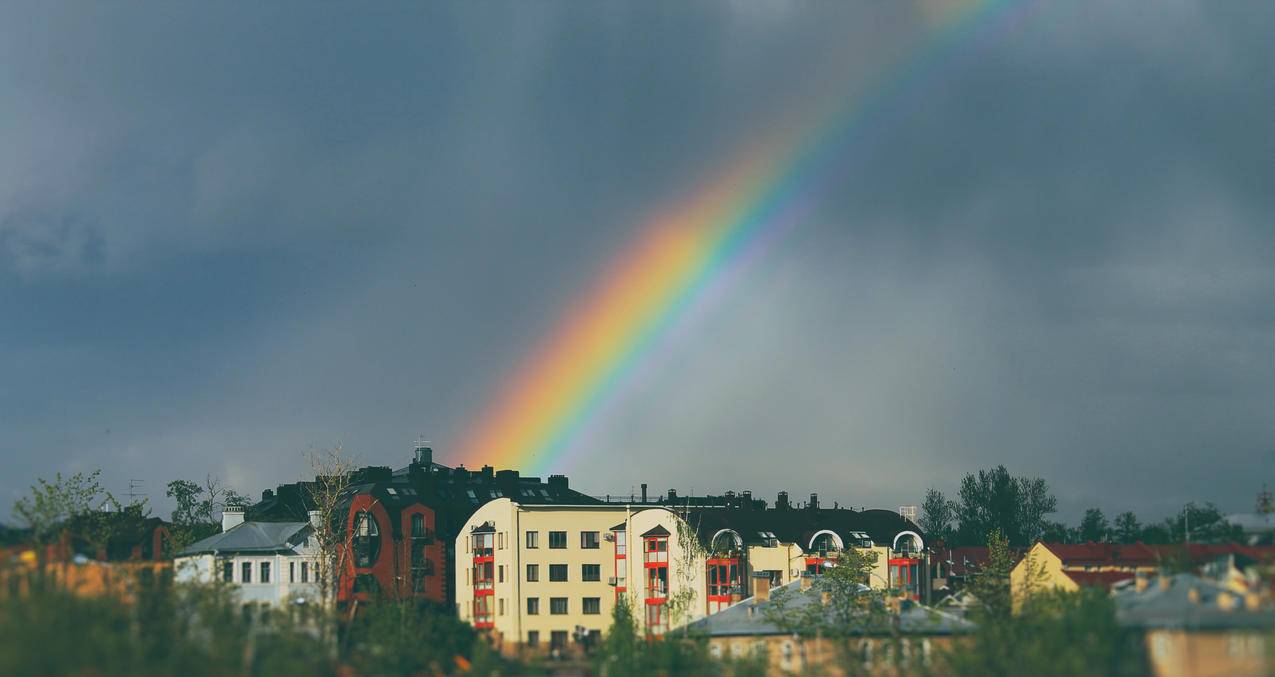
[[607, 577, 620, 586], [603, 533, 615, 542]]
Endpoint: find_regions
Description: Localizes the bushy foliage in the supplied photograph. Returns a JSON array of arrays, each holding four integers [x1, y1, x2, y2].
[[593, 597, 765, 677]]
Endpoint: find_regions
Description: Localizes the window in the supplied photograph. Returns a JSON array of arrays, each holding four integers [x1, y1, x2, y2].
[[550, 630, 568, 650], [549, 564, 568, 582], [412, 567, 430, 593], [644, 536, 668, 564], [550, 597, 568, 615], [614, 530, 627, 556], [353, 512, 381, 567], [223, 561, 233, 582], [549, 531, 567, 549], [582, 564, 601, 582], [241, 561, 252, 583], [473, 561, 494, 591], [289, 561, 295, 583], [499, 598, 505, 616], [499, 565, 505, 583], [646, 567, 668, 598], [473, 595, 493, 626], [581, 531, 600, 549], [583, 597, 601, 615], [301, 561, 309, 583], [260, 561, 271, 584], [527, 631, 539, 646], [472, 532, 494, 558], [411, 513, 430, 540], [527, 597, 540, 615], [526, 531, 539, 549], [526, 564, 539, 582], [498, 532, 505, 550]]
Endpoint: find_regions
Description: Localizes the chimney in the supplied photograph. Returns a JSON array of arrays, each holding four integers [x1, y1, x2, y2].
[[261, 489, 274, 501], [481, 465, 495, 482], [809, 493, 819, 510], [641, 483, 648, 503], [777, 491, 790, 510], [222, 506, 245, 532], [414, 443, 433, 466], [667, 488, 678, 501], [752, 573, 772, 603], [800, 573, 814, 591], [548, 474, 568, 490], [308, 510, 322, 530]]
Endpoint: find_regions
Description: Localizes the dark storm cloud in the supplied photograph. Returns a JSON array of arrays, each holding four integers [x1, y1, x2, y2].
[[1, 1, 1272, 524]]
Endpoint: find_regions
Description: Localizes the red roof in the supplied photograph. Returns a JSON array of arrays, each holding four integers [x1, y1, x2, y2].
[[1062, 570, 1137, 589], [1041, 542, 1159, 566], [942, 546, 1024, 577], [1042, 542, 1275, 568]]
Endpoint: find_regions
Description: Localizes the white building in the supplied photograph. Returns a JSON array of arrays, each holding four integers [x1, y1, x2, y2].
[[174, 507, 321, 606]]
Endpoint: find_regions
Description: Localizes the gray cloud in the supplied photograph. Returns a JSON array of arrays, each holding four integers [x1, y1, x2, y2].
[[1, 1, 1272, 525]]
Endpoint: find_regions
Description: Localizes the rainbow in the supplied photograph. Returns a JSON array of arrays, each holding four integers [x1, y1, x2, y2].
[[458, 0, 1031, 475]]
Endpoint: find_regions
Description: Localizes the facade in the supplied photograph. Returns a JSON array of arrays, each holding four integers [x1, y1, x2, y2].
[[687, 576, 974, 675], [455, 493, 928, 654], [173, 509, 320, 606]]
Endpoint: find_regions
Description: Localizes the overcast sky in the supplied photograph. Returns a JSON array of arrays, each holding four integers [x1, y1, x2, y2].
[[3, 1, 1273, 525]]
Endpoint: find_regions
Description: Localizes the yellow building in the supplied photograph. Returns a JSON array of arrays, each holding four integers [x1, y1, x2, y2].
[[1011, 542, 1158, 606], [455, 494, 928, 655]]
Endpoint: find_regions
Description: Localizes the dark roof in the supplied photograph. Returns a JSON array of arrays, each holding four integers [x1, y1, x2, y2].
[[471, 523, 496, 534], [673, 506, 922, 551], [610, 523, 626, 532], [687, 577, 975, 637], [177, 521, 310, 557], [641, 525, 671, 538]]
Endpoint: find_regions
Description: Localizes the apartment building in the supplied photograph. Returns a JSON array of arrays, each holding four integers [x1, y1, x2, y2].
[[456, 492, 927, 654], [456, 498, 626, 653]]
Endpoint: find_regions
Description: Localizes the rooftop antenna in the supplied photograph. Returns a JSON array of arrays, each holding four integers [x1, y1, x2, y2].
[[126, 479, 145, 504]]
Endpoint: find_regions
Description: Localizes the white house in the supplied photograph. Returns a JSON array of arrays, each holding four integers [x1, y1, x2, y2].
[[174, 507, 321, 606]]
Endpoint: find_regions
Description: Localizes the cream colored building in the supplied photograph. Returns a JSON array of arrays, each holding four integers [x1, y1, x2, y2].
[[456, 496, 928, 654]]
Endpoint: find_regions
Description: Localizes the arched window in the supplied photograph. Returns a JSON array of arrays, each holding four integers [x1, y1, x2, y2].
[[353, 511, 381, 568]]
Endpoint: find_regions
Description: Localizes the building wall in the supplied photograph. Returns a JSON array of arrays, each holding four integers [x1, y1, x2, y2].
[[455, 499, 629, 654], [174, 551, 320, 606], [339, 495, 444, 604], [1143, 629, 1269, 677]]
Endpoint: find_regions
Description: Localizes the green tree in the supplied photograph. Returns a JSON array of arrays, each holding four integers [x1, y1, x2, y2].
[[1113, 512, 1141, 543], [1078, 508, 1110, 543], [967, 528, 1014, 621], [1168, 502, 1242, 544], [920, 487, 956, 543], [954, 466, 1057, 546], [12, 470, 104, 549], [165, 476, 247, 553]]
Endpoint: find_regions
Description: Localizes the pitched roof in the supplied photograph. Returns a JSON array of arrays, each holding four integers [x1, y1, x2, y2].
[[687, 577, 975, 637], [1115, 573, 1275, 630], [641, 525, 670, 538], [176, 521, 310, 557], [1041, 542, 1159, 566]]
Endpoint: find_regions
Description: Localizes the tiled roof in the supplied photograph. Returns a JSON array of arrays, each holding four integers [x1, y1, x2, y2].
[[1041, 542, 1159, 565], [176, 521, 309, 557]]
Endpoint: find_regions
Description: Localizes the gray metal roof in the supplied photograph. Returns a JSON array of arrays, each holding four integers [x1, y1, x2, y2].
[[686, 578, 975, 637], [176, 521, 310, 557], [1114, 573, 1275, 631]]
